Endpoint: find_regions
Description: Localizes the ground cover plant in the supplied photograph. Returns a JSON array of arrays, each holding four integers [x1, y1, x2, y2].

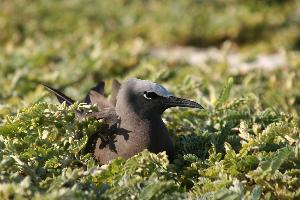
[[0, 0, 300, 199]]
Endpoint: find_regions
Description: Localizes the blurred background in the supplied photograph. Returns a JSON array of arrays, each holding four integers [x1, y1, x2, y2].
[[1, 0, 300, 117]]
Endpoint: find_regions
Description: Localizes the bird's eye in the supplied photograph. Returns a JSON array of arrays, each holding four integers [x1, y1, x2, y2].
[[143, 91, 158, 100]]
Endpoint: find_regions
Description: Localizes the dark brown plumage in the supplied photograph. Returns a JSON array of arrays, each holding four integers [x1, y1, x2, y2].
[[43, 78, 203, 164]]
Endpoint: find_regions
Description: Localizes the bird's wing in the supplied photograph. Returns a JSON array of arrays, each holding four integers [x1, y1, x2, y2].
[[85, 81, 105, 97], [87, 90, 112, 109], [43, 82, 126, 159], [84, 81, 113, 109], [85, 107, 119, 127], [42, 83, 86, 118], [43, 81, 120, 122], [110, 79, 121, 106], [42, 84, 75, 106]]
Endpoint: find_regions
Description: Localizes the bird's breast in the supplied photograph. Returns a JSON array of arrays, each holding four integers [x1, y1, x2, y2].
[[94, 115, 174, 164]]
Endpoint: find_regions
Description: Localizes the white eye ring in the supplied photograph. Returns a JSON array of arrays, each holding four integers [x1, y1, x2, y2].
[[143, 92, 152, 100]]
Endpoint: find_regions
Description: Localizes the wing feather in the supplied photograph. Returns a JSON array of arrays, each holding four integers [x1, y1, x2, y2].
[[110, 79, 121, 106], [84, 81, 113, 109], [42, 84, 75, 106]]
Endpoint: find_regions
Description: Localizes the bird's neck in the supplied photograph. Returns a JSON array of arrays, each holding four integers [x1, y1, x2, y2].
[[116, 102, 165, 131], [117, 107, 162, 123], [116, 102, 172, 156]]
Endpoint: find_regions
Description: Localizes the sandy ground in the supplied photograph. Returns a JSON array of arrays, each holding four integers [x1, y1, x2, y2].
[[150, 46, 287, 74]]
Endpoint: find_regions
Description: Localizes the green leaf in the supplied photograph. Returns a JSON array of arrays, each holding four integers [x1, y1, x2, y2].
[[70, 135, 88, 155], [216, 77, 234, 108], [250, 185, 262, 200]]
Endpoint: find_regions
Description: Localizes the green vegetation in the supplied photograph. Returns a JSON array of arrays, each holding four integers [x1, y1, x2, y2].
[[0, 0, 299, 199]]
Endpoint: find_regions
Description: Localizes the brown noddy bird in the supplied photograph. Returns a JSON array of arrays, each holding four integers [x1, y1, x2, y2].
[[43, 78, 203, 164]]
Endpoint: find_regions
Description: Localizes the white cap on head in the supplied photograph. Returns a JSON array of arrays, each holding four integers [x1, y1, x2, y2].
[[133, 78, 172, 97]]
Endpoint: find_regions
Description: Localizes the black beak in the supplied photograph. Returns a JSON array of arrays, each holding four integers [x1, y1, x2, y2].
[[163, 96, 204, 109]]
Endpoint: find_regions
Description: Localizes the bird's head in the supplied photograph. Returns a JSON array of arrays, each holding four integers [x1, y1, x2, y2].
[[116, 78, 203, 118]]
